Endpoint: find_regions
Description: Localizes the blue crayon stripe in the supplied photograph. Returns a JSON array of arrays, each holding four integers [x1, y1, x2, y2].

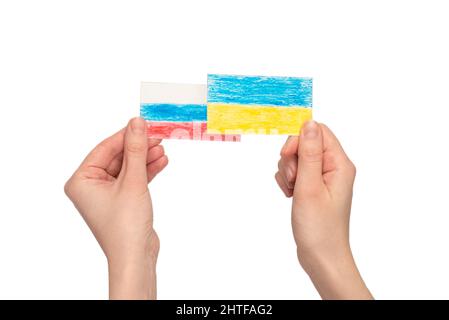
[[140, 103, 207, 122], [207, 74, 312, 107]]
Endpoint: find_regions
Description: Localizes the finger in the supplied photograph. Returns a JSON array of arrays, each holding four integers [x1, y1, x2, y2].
[[105, 140, 163, 177], [147, 155, 169, 183], [296, 120, 325, 193], [148, 138, 162, 148], [320, 124, 356, 184], [278, 156, 298, 189], [280, 136, 299, 157], [275, 172, 293, 197], [147, 145, 165, 164], [119, 117, 149, 187], [106, 152, 124, 177], [320, 124, 351, 163], [277, 159, 291, 189], [80, 128, 125, 170]]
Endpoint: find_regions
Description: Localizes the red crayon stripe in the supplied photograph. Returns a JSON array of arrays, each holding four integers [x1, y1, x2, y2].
[[146, 121, 240, 142]]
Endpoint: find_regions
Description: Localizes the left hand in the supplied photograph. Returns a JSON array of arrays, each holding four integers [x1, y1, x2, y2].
[[64, 117, 168, 299]]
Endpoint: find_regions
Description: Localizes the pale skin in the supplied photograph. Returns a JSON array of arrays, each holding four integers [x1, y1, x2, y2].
[[64, 117, 167, 299], [276, 120, 372, 299], [65, 117, 372, 300]]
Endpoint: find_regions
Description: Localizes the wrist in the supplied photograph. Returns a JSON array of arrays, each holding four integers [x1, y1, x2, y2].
[[107, 231, 160, 300], [108, 253, 158, 273], [108, 256, 157, 300], [297, 242, 353, 277], [106, 229, 160, 270], [297, 245, 372, 299]]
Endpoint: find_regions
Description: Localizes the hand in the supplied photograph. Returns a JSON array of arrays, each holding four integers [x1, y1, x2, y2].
[[276, 120, 372, 299], [64, 117, 168, 299]]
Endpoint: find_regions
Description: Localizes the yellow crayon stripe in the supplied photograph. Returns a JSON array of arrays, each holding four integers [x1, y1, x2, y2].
[[207, 103, 312, 135]]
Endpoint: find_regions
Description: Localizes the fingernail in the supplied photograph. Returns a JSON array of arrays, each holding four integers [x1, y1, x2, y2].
[[302, 120, 318, 139], [131, 117, 145, 134]]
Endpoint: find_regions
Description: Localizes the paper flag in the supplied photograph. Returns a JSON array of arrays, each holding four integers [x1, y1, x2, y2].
[[206, 74, 312, 135], [140, 82, 240, 141]]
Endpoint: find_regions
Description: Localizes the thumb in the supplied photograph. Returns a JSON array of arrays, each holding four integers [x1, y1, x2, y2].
[[296, 120, 325, 193], [119, 117, 149, 187]]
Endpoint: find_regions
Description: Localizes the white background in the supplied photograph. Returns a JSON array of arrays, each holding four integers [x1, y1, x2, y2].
[[0, 0, 448, 299]]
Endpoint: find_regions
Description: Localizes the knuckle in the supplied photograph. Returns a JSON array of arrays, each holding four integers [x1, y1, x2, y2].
[[287, 173, 296, 185], [320, 123, 330, 132], [63, 180, 71, 197], [277, 159, 283, 171], [274, 171, 281, 182], [126, 141, 145, 154], [300, 148, 322, 163], [280, 149, 288, 157], [346, 161, 357, 177], [275, 171, 284, 186], [280, 145, 291, 157], [351, 163, 357, 176], [96, 142, 108, 151], [64, 177, 75, 198], [93, 143, 109, 156], [286, 162, 297, 183]]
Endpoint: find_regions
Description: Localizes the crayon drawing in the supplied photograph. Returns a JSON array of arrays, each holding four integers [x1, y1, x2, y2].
[[207, 74, 313, 135], [140, 82, 240, 141]]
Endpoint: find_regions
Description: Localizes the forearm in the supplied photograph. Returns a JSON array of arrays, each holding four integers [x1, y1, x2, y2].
[[300, 247, 373, 300], [108, 257, 157, 300]]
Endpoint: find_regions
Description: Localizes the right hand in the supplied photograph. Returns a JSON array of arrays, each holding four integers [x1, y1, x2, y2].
[[276, 120, 372, 299]]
